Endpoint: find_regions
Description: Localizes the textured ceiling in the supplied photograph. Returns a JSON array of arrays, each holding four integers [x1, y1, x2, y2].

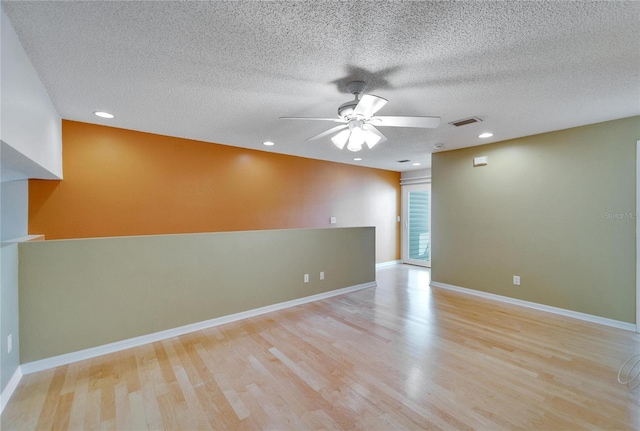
[[2, 1, 639, 172]]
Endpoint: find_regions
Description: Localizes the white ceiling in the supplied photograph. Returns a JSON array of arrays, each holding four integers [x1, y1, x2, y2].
[[2, 1, 639, 172]]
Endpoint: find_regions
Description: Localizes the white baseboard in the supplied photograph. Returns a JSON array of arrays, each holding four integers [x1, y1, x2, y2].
[[0, 366, 23, 414], [431, 281, 636, 332], [20, 281, 376, 375], [376, 260, 401, 268]]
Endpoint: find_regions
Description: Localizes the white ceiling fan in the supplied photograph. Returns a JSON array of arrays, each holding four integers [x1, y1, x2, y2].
[[281, 81, 441, 152]]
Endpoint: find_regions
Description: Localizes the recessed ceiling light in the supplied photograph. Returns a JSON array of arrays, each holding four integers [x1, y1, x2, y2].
[[434, 143, 444, 150], [262, 141, 275, 146], [478, 132, 493, 138], [412, 162, 421, 166], [353, 157, 362, 161], [94, 111, 114, 119]]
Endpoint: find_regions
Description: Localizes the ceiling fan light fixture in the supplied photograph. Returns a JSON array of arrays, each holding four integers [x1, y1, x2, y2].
[[364, 131, 382, 149], [347, 130, 364, 152], [331, 129, 350, 149], [347, 120, 365, 152], [347, 142, 363, 152]]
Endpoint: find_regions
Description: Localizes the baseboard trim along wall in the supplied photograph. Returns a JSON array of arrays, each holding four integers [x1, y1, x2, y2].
[[0, 367, 22, 414], [431, 281, 636, 332], [20, 281, 376, 376], [376, 260, 401, 268]]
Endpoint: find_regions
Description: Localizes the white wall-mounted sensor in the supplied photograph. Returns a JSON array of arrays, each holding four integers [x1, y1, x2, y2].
[[473, 156, 488, 167]]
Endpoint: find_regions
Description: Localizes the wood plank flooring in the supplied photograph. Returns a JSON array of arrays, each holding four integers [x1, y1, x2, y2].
[[2, 264, 640, 430]]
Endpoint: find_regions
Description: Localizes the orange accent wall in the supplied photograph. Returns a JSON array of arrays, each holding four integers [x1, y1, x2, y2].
[[29, 121, 400, 262]]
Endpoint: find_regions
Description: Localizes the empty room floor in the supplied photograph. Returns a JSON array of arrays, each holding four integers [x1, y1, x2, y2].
[[2, 264, 640, 430]]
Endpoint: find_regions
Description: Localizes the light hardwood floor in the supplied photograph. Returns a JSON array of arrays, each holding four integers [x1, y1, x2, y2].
[[2, 264, 640, 430]]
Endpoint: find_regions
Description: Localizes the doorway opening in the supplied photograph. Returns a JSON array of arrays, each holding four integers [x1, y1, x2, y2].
[[402, 183, 431, 267]]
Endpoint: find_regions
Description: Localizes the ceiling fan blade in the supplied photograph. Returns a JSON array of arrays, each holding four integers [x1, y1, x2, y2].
[[306, 124, 349, 141], [353, 94, 388, 119], [363, 124, 388, 149], [370, 116, 441, 128], [280, 117, 346, 123]]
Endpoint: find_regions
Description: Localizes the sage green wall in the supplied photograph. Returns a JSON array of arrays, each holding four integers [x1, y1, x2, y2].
[[19, 227, 375, 363], [432, 116, 639, 323]]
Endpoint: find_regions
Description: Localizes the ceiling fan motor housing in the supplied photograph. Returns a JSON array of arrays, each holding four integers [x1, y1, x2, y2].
[[338, 100, 358, 119], [338, 81, 368, 120]]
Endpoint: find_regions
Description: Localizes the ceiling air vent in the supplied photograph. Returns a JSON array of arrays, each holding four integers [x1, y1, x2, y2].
[[397, 159, 411, 163], [449, 116, 482, 127]]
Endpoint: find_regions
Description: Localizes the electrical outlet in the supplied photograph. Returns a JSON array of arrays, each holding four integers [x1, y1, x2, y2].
[[7, 334, 12, 353], [320, 271, 325, 280], [304, 274, 309, 283], [513, 275, 521, 286]]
